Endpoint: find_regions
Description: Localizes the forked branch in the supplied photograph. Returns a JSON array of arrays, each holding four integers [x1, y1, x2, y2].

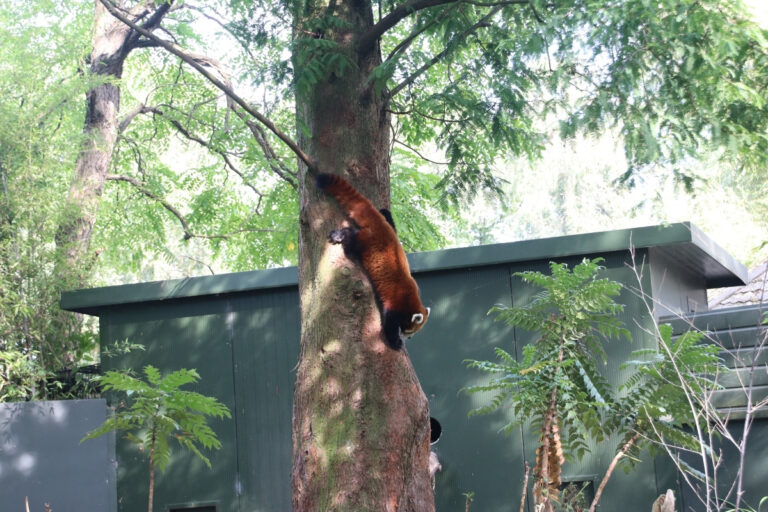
[[98, 0, 318, 175]]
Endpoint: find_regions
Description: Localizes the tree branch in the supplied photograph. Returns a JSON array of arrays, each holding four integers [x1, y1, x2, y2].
[[394, 139, 450, 165], [388, 5, 503, 99], [98, 0, 318, 176], [106, 174, 193, 239], [384, 5, 456, 63], [124, 0, 172, 52], [118, 104, 269, 207], [106, 174, 277, 241], [588, 432, 641, 512], [183, 3, 261, 67], [358, 0, 462, 55], [232, 107, 298, 189]]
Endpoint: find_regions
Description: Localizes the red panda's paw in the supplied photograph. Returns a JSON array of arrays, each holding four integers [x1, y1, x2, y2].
[[328, 228, 347, 244], [382, 309, 405, 350], [328, 227, 361, 261]]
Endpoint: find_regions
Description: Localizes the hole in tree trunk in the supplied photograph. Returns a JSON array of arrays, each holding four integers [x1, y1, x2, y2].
[[430, 416, 442, 444]]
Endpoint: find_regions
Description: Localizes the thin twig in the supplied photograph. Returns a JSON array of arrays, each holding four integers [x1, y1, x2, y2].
[[588, 432, 640, 512], [394, 139, 450, 165], [388, 5, 504, 99]]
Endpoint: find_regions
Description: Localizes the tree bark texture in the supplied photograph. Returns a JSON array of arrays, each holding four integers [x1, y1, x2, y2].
[[291, 2, 434, 511], [56, 0, 168, 276]]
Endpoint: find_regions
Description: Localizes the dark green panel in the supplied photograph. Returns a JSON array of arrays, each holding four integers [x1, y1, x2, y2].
[[679, 418, 768, 511], [409, 265, 523, 512], [102, 299, 239, 512], [230, 288, 300, 512]]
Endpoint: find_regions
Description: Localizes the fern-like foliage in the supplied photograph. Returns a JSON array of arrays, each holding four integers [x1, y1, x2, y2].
[[83, 366, 231, 471], [616, 324, 724, 466], [466, 258, 631, 507]]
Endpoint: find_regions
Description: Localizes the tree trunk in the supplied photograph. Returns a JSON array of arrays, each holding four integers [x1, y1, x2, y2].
[[55, 0, 168, 278], [291, 2, 434, 511]]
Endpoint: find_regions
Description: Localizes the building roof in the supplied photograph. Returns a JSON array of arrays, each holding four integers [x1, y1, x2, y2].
[[61, 222, 748, 316], [709, 259, 768, 309]]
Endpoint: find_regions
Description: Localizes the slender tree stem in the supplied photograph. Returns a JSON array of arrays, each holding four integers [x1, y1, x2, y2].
[[589, 432, 640, 512], [519, 461, 530, 512], [149, 426, 156, 512]]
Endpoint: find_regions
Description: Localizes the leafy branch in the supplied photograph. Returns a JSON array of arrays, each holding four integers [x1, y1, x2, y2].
[[98, 0, 318, 175], [83, 366, 230, 512], [387, 5, 505, 99], [106, 174, 278, 241]]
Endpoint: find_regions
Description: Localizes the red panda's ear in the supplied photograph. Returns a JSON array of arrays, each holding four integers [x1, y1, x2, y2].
[[412, 313, 425, 325]]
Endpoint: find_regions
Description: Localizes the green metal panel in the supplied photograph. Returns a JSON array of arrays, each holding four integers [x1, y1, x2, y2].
[[229, 288, 300, 511], [409, 265, 523, 512], [649, 246, 709, 317], [60, 224, 753, 512], [101, 299, 239, 512]]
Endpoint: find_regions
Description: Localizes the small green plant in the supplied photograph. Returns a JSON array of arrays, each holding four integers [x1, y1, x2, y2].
[[466, 258, 630, 511], [83, 366, 231, 512], [0, 348, 48, 402]]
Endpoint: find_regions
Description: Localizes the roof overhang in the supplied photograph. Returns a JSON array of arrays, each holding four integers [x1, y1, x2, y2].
[[61, 222, 748, 316]]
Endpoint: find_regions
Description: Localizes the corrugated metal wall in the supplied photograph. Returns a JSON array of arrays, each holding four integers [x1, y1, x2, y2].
[[662, 304, 768, 511], [91, 242, 741, 512], [101, 291, 300, 512]]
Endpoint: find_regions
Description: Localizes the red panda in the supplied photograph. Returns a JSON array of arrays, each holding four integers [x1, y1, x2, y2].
[[316, 173, 429, 350]]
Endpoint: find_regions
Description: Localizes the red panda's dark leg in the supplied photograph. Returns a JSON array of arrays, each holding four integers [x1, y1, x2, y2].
[[382, 309, 405, 350], [379, 208, 396, 232], [328, 227, 362, 261]]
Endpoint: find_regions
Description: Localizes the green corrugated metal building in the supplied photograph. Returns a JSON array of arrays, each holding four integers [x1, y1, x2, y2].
[[62, 222, 757, 512]]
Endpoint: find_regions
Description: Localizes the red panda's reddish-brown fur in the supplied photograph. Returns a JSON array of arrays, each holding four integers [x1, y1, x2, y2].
[[316, 173, 429, 349]]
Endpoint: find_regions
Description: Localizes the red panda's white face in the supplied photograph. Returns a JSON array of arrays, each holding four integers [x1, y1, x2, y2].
[[403, 307, 430, 337]]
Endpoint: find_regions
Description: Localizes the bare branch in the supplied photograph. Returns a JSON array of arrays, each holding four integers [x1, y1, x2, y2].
[[232, 107, 298, 189], [98, 0, 318, 175], [388, 5, 503, 99], [394, 139, 450, 165], [118, 104, 151, 133], [124, 1, 172, 52], [588, 433, 640, 512]]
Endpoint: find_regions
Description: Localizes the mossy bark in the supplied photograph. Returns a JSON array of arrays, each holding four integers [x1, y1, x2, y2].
[[291, 1, 434, 510]]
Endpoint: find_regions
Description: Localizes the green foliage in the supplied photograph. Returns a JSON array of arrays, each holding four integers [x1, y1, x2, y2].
[[83, 366, 231, 471], [616, 324, 724, 462], [465, 258, 631, 459], [0, 0, 96, 393], [0, 348, 48, 402], [389, 149, 459, 252], [381, 0, 768, 201]]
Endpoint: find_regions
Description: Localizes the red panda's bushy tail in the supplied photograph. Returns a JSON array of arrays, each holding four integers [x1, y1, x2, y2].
[[316, 173, 381, 229]]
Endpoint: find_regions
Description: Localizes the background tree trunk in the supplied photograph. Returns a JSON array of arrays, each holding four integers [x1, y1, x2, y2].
[[291, 1, 435, 510], [55, 0, 168, 278]]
